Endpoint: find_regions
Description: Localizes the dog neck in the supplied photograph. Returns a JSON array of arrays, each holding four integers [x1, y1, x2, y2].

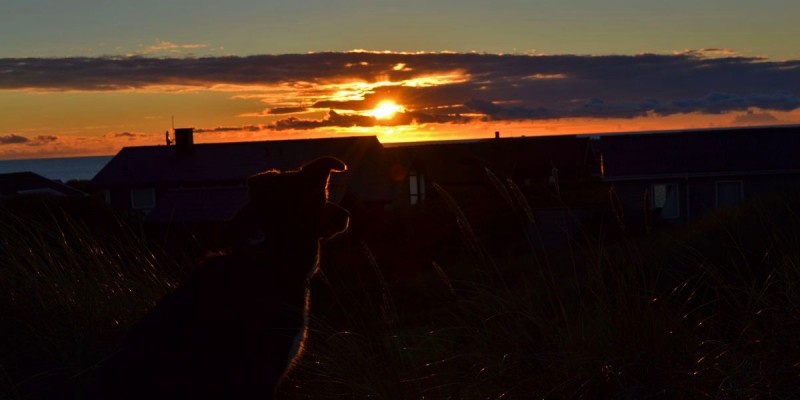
[[207, 238, 322, 293]]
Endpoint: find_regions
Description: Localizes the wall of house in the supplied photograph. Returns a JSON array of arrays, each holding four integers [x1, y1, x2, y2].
[[106, 185, 176, 216], [685, 175, 800, 220], [107, 187, 131, 212], [331, 144, 395, 211], [610, 174, 800, 234], [610, 181, 682, 233]]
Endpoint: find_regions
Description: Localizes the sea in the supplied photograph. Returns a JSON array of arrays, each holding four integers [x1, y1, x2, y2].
[[0, 155, 114, 182]]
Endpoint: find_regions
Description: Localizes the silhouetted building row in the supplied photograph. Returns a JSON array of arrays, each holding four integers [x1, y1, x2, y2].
[[596, 125, 800, 230], [91, 125, 800, 234]]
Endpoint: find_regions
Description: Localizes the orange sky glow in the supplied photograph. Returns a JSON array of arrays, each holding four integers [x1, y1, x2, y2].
[[0, 51, 798, 159]]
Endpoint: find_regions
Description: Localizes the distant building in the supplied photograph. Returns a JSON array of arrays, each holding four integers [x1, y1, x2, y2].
[[382, 135, 601, 249], [596, 125, 800, 230], [384, 135, 596, 208], [90, 124, 800, 240], [0, 172, 85, 198], [92, 129, 599, 228], [92, 129, 391, 225]]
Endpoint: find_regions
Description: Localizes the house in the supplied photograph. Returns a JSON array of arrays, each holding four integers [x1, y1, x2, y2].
[[381, 134, 601, 250], [91, 129, 391, 225], [383, 134, 596, 209], [93, 129, 599, 223], [0, 172, 85, 198], [597, 125, 800, 231], [91, 129, 603, 254]]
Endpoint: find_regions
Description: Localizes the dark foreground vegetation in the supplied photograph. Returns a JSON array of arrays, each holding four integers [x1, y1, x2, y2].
[[1, 179, 799, 398]]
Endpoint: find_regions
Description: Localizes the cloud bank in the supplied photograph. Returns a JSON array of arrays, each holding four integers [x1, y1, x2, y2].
[[0, 134, 58, 146], [1, 51, 799, 130], [0, 134, 29, 145]]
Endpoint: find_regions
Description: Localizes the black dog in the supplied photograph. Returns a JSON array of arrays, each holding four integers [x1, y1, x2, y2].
[[96, 157, 349, 399]]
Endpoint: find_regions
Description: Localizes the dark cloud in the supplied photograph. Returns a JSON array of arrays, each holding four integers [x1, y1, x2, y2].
[[733, 110, 780, 125], [268, 109, 473, 131], [311, 99, 374, 111], [2, 52, 799, 126], [0, 134, 29, 145], [194, 125, 265, 133], [465, 99, 550, 121], [663, 92, 800, 115], [26, 135, 58, 146], [269, 110, 377, 131], [0, 54, 426, 91], [113, 132, 144, 138], [267, 107, 310, 115], [403, 110, 472, 125]]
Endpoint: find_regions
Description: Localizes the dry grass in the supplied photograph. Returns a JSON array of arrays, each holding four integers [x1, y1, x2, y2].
[[284, 182, 800, 399], [0, 196, 177, 398], [1, 184, 799, 399]]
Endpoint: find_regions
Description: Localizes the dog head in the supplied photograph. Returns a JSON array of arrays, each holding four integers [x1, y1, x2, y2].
[[239, 157, 350, 247]]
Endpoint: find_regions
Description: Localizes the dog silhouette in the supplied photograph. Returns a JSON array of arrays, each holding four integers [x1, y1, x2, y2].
[[96, 157, 349, 399]]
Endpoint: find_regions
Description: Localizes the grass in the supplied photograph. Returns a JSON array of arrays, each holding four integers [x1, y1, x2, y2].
[[1, 182, 799, 398], [0, 196, 178, 398], [283, 180, 800, 398]]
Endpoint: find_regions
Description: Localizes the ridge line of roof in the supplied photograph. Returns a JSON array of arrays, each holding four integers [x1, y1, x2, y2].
[[118, 135, 380, 151], [112, 124, 800, 153], [583, 124, 800, 139]]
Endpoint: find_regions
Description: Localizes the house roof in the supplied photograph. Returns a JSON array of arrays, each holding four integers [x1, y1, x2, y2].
[[384, 135, 593, 183], [599, 126, 800, 179], [0, 172, 85, 197], [92, 136, 383, 187]]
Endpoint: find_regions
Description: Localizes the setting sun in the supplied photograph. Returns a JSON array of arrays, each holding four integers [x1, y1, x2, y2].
[[368, 100, 405, 120]]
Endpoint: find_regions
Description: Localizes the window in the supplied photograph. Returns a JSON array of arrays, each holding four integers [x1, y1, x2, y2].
[[652, 183, 679, 219], [409, 171, 426, 205], [716, 181, 743, 208], [130, 187, 156, 209]]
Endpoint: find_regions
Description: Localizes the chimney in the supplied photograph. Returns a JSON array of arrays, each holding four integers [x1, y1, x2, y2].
[[174, 128, 194, 156], [495, 131, 500, 139]]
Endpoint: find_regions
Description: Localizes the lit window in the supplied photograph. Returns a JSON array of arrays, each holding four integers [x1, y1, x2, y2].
[[131, 187, 156, 209], [716, 181, 743, 208], [652, 183, 679, 219], [409, 171, 426, 205]]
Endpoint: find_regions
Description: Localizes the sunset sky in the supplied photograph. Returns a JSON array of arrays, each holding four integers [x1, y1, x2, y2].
[[1, 0, 799, 159]]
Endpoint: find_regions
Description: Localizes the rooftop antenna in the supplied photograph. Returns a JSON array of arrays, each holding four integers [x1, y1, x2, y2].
[[166, 115, 176, 146]]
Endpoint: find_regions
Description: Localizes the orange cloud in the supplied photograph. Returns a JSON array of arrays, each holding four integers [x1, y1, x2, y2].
[[1, 50, 799, 159]]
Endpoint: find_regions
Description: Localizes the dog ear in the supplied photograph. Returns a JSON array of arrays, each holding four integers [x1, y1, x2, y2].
[[301, 157, 347, 174]]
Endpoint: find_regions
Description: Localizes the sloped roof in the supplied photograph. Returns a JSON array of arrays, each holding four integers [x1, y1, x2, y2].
[[385, 135, 592, 183], [599, 126, 800, 179], [92, 136, 383, 187], [0, 172, 85, 197]]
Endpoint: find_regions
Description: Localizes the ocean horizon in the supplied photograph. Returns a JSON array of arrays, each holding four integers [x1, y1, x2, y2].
[[0, 155, 113, 182]]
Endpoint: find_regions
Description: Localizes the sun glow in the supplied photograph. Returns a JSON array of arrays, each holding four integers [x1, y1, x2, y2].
[[368, 100, 405, 119]]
